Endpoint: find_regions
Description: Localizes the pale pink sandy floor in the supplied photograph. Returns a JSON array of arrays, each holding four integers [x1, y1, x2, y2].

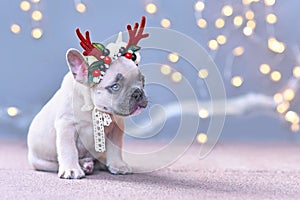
[[1, 140, 300, 200]]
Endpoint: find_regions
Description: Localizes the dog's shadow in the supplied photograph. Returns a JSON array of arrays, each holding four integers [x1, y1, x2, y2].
[[87, 170, 267, 195]]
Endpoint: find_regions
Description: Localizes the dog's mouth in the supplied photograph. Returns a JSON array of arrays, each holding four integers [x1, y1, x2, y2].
[[113, 100, 148, 117]]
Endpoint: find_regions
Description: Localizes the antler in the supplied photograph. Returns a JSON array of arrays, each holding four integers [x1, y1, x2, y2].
[[126, 16, 149, 49], [76, 28, 102, 60]]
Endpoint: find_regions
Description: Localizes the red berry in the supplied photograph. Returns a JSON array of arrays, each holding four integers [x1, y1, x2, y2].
[[103, 56, 112, 64], [125, 52, 132, 59], [93, 69, 101, 77]]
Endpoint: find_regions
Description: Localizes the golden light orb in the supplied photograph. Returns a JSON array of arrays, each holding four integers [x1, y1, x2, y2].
[[161, 18, 171, 28], [231, 76, 244, 87], [291, 123, 299, 132], [266, 13, 277, 24], [197, 133, 208, 144], [168, 53, 179, 63], [215, 18, 225, 29], [247, 20, 256, 29], [259, 64, 271, 74], [245, 10, 255, 20], [31, 10, 43, 21], [233, 15, 244, 27], [243, 26, 253, 36], [292, 66, 300, 78], [76, 3, 86, 13], [242, 0, 252, 5], [171, 72, 182, 83], [20, 1, 31, 11], [232, 46, 245, 56], [198, 109, 209, 119], [216, 35, 227, 45], [264, 0, 276, 6], [10, 24, 21, 34], [197, 18, 207, 29], [283, 89, 295, 101], [273, 93, 283, 103], [160, 64, 171, 75], [285, 111, 300, 124], [7, 107, 19, 117], [276, 102, 290, 114], [31, 28, 43, 39], [194, 1, 205, 12], [270, 71, 281, 82], [222, 5, 233, 17], [145, 3, 157, 14], [198, 69, 209, 79], [208, 40, 219, 51], [268, 37, 285, 54]]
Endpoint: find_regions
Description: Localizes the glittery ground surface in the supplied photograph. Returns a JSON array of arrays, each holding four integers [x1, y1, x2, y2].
[[1, 140, 300, 200]]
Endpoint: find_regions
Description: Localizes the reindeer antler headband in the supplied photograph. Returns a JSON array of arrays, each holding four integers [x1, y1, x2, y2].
[[76, 16, 149, 84]]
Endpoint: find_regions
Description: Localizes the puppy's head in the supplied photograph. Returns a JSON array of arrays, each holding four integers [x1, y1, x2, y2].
[[66, 49, 148, 116]]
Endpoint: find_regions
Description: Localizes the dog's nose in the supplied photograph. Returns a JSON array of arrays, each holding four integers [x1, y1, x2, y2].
[[131, 88, 143, 102]]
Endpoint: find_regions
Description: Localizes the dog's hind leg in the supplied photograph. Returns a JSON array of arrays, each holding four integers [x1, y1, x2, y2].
[[28, 153, 58, 172]]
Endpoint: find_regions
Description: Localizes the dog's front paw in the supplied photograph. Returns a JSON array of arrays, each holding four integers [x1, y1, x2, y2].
[[107, 161, 132, 175], [58, 167, 85, 179]]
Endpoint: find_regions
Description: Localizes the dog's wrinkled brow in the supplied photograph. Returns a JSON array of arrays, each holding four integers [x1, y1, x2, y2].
[[115, 73, 124, 83]]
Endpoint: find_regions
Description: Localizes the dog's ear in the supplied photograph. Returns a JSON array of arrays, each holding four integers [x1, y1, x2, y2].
[[66, 48, 89, 84]]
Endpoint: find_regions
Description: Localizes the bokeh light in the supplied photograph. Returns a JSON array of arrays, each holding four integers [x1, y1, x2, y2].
[[7, 107, 19, 117], [194, 1, 205, 12], [259, 64, 271, 74], [231, 76, 244, 87], [168, 53, 179, 63], [283, 89, 295, 101], [233, 46, 245, 56], [270, 71, 281, 82], [264, 0, 276, 6], [171, 72, 182, 82], [160, 64, 171, 75], [76, 3, 86, 13], [233, 15, 244, 27], [285, 111, 299, 124], [293, 66, 300, 78], [197, 18, 207, 28], [216, 35, 227, 45], [222, 5, 233, 17], [245, 10, 255, 20], [10, 24, 21, 34], [161, 18, 171, 28], [198, 69, 209, 79], [145, 3, 157, 14], [268, 37, 285, 53], [31, 10, 43, 21], [31, 28, 43, 39], [208, 39, 219, 50], [197, 133, 208, 144], [273, 93, 283, 103], [215, 18, 225, 29], [276, 102, 290, 114], [20, 1, 31, 11], [198, 108, 209, 118], [266, 13, 277, 24], [243, 27, 253, 36]]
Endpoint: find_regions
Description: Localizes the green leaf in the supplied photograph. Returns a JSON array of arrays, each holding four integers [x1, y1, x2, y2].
[[127, 45, 141, 52], [92, 43, 105, 51]]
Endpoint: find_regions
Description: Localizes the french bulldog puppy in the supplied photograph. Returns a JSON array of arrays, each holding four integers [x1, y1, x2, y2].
[[27, 17, 149, 179]]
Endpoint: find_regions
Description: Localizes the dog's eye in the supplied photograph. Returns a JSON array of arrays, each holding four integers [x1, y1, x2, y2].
[[111, 83, 120, 91]]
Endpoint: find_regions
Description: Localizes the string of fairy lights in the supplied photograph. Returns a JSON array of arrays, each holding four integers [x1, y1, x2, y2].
[[143, 0, 300, 143], [3, 0, 300, 144]]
